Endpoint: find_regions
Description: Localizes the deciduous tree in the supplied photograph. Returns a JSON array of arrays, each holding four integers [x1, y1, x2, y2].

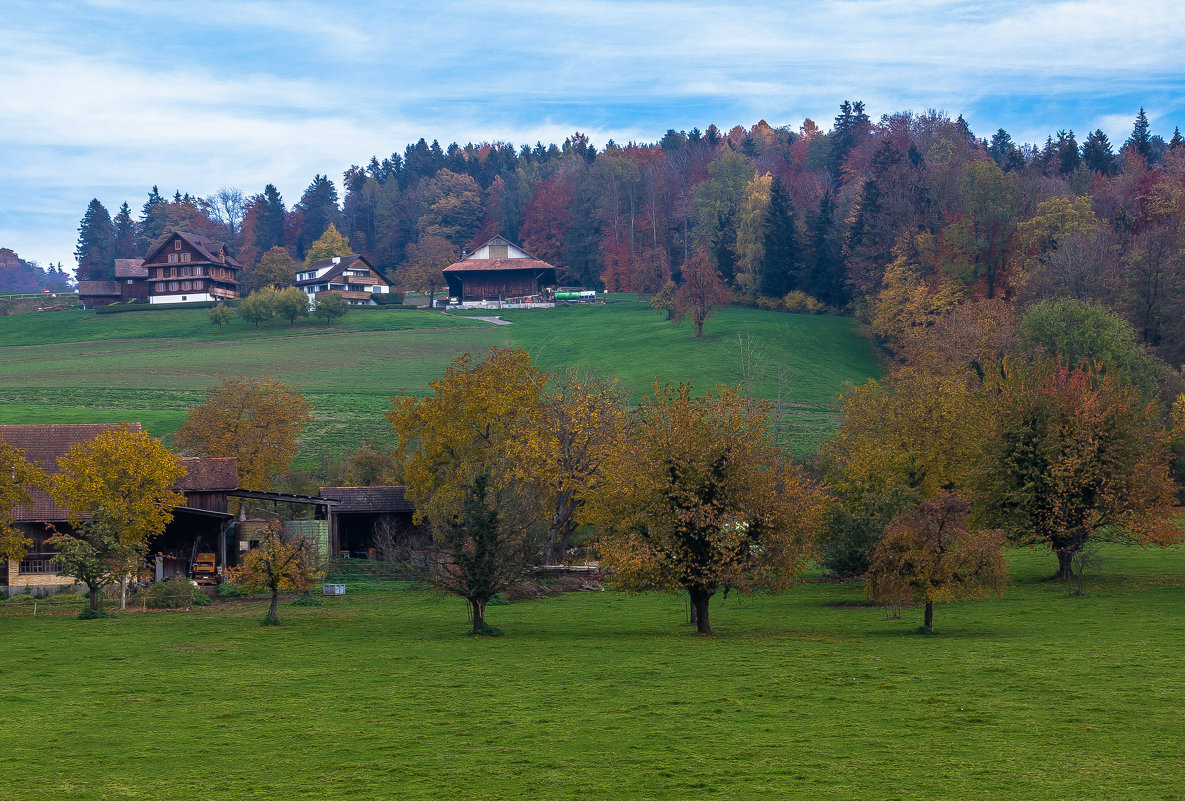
[[398, 235, 457, 307], [0, 441, 43, 563], [303, 223, 352, 267], [274, 286, 310, 326], [237, 289, 276, 328], [675, 251, 730, 338], [207, 302, 233, 332], [228, 519, 322, 625], [974, 358, 1180, 578], [314, 291, 348, 325], [175, 377, 311, 491], [589, 383, 823, 634], [865, 493, 1008, 633], [388, 348, 548, 633], [49, 424, 186, 610], [253, 246, 296, 291]]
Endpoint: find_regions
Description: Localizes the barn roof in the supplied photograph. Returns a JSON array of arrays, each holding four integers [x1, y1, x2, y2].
[[318, 486, 415, 513], [295, 254, 389, 287], [144, 231, 243, 269], [0, 424, 143, 521], [114, 259, 148, 278], [442, 258, 556, 274], [177, 457, 238, 492], [77, 280, 121, 297]]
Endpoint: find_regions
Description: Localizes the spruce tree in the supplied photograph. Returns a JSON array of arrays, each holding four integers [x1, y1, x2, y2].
[[1125, 107, 1153, 161], [1170, 127, 1184, 151], [255, 184, 286, 254], [75, 199, 116, 281], [1058, 130, 1080, 175], [806, 190, 847, 308], [759, 177, 802, 298], [137, 186, 167, 253], [295, 175, 341, 257], [113, 202, 137, 259], [1082, 129, 1115, 175]]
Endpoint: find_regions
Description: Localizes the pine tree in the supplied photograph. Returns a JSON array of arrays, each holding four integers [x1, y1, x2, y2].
[[75, 199, 115, 281], [137, 186, 167, 253], [758, 177, 802, 298], [1057, 130, 1080, 175], [255, 184, 286, 254], [806, 190, 847, 307], [829, 100, 871, 182], [295, 175, 341, 257], [1125, 107, 1153, 162], [112, 202, 137, 259], [1082, 129, 1116, 175], [1169, 127, 1184, 151]]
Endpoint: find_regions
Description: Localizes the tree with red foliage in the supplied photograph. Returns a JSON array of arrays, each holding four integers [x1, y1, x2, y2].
[[676, 251, 731, 337]]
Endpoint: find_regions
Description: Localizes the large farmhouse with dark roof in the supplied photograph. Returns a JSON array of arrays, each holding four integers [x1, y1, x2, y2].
[[142, 231, 242, 303], [442, 236, 557, 306]]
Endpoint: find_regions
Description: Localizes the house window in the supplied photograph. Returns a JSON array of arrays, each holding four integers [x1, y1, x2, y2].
[[182, 281, 191, 291], [220, 252, 225, 263], [194, 280, 203, 290], [181, 253, 191, 262], [168, 254, 179, 264], [174, 240, 182, 250], [170, 281, 179, 291], [19, 556, 61, 575], [194, 266, 202, 276], [489, 244, 509, 259]]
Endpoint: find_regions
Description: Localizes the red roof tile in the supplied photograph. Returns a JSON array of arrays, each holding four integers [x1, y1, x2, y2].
[[442, 258, 556, 274]]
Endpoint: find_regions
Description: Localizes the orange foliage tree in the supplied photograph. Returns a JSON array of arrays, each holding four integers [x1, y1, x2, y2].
[[588, 383, 824, 634], [675, 251, 731, 338], [974, 358, 1180, 578], [228, 519, 322, 625], [0, 440, 44, 563], [866, 493, 1008, 633]]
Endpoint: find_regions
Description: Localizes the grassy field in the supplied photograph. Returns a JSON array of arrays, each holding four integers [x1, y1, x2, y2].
[[0, 299, 881, 461], [2, 544, 1183, 800]]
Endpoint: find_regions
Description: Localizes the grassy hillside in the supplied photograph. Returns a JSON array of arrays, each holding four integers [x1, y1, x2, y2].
[[0, 298, 881, 463], [2, 544, 1182, 800]]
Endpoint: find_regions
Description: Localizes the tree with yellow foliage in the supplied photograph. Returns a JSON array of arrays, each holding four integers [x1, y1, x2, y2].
[[228, 519, 322, 625], [0, 440, 44, 563], [866, 493, 1008, 633], [388, 347, 548, 633], [303, 223, 352, 267], [588, 383, 823, 635], [49, 424, 186, 611], [175, 377, 311, 491]]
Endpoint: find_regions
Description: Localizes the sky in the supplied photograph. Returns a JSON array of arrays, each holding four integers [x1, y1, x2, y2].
[[2, 0, 1183, 271]]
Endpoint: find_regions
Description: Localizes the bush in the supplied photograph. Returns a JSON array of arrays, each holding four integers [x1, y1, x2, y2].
[[291, 591, 322, 607], [820, 489, 916, 578], [755, 296, 782, 311], [77, 607, 113, 619], [782, 291, 827, 314], [217, 582, 244, 597], [141, 578, 208, 609]]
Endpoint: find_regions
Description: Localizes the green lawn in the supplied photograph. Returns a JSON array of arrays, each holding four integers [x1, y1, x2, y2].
[[0, 299, 881, 460], [2, 544, 1182, 800]]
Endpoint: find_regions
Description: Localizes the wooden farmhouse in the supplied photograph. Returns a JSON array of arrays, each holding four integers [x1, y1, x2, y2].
[[442, 236, 557, 306], [77, 259, 151, 308], [293, 254, 392, 305], [0, 424, 238, 597], [142, 231, 242, 304]]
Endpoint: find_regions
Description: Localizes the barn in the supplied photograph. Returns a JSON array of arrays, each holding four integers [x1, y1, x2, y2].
[[442, 236, 557, 306]]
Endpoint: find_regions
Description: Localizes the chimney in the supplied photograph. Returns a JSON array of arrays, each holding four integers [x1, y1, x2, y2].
[[332, 256, 341, 265]]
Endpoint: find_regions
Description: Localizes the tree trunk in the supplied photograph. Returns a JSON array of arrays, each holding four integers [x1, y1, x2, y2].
[[1056, 549, 1074, 581], [89, 585, 100, 611], [688, 587, 712, 635], [266, 588, 280, 624], [470, 598, 487, 634], [923, 601, 934, 633], [119, 577, 127, 611]]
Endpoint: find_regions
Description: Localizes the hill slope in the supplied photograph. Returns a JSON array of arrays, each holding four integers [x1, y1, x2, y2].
[[0, 298, 880, 464]]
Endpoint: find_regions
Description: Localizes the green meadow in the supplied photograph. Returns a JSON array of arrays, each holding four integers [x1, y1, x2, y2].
[[2, 544, 1183, 801], [0, 298, 881, 462]]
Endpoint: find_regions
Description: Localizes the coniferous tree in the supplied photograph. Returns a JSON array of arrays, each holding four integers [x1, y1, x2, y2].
[[75, 199, 116, 280], [1057, 130, 1081, 175], [759, 176, 802, 298], [255, 184, 287, 254], [1170, 127, 1184, 151], [807, 190, 847, 307], [829, 100, 871, 182], [112, 202, 137, 259], [137, 186, 168, 253], [1125, 107, 1153, 162], [1082, 129, 1116, 174], [295, 175, 341, 257]]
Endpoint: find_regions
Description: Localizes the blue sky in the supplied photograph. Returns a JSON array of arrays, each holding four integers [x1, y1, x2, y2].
[[3, 0, 1183, 271]]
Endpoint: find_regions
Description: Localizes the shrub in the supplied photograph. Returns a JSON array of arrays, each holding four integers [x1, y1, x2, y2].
[[217, 582, 244, 597], [755, 296, 782, 311], [142, 578, 209, 609], [783, 291, 827, 314], [291, 591, 322, 607]]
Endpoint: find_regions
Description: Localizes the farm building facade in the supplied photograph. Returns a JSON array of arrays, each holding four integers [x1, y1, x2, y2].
[[443, 236, 557, 306], [294, 254, 392, 305], [77, 231, 243, 308]]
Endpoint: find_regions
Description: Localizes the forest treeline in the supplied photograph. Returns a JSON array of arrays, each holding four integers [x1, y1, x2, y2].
[[69, 103, 1185, 360]]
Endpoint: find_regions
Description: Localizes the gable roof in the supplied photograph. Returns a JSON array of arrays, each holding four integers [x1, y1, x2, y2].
[[144, 231, 243, 269], [443, 258, 556, 274], [77, 280, 121, 297], [177, 457, 238, 492], [318, 486, 414, 513], [114, 259, 148, 278], [294, 254, 389, 287], [0, 424, 143, 521]]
